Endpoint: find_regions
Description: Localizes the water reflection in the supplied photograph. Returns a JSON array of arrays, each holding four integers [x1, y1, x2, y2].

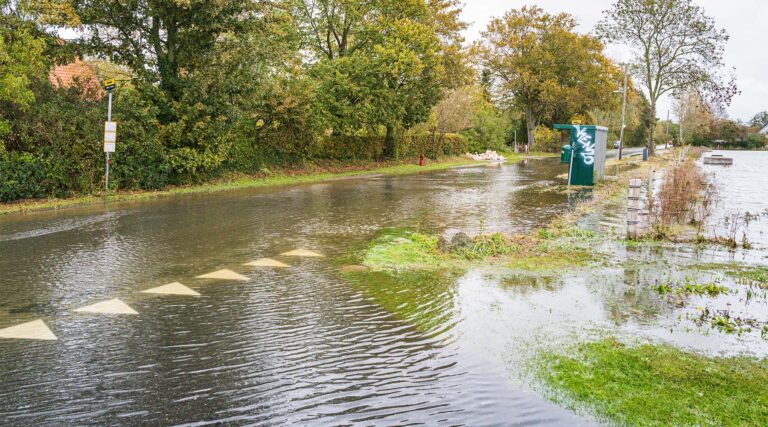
[[0, 159, 586, 425]]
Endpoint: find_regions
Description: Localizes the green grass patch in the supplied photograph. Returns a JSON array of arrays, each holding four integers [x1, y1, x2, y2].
[[653, 276, 730, 298], [452, 232, 520, 260], [358, 227, 599, 275], [362, 229, 446, 271], [539, 339, 768, 426], [725, 266, 768, 285]]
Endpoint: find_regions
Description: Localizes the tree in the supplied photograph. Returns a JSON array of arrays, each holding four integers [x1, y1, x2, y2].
[[475, 6, 620, 147], [295, 0, 468, 158], [71, 0, 263, 121], [597, 0, 735, 156], [673, 89, 713, 144], [748, 111, 768, 129], [0, 0, 70, 109]]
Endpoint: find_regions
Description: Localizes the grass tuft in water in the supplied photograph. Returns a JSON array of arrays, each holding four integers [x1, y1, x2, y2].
[[538, 338, 768, 426], [362, 229, 445, 271], [359, 227, 598, 274]]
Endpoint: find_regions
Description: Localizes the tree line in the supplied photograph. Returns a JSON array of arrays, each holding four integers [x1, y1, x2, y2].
[[0, 0, 751, 202]]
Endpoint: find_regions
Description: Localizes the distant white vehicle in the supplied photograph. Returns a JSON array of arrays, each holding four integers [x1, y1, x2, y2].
[[613, 141, 620, 149]]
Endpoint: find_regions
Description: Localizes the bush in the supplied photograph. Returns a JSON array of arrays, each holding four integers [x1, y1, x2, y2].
[[532, 126, 561, 152], [745, 133, 767, 150], [0, 152, 48, 201], [462, 108, 508, 152]]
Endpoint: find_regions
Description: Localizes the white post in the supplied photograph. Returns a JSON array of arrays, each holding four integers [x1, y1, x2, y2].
[[105, 90, 112, 194], [514, 129, 517, 153], [628, 178, 642, 238], [618, 64, 628, 160]]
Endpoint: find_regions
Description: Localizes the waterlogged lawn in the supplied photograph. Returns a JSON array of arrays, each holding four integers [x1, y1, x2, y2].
[[341, 226, 601, 334], [539, 339, 768, 426], [359, 227, 600, 274]]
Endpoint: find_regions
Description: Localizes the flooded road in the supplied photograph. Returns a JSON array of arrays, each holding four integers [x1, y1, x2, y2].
[[0, 159, 593, 425]]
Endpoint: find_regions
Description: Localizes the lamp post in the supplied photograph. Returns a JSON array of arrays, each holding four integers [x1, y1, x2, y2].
[[617, 64, 628, 160]]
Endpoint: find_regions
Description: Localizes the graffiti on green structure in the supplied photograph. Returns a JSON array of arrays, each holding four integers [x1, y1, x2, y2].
[[574, 125, 595, 166]]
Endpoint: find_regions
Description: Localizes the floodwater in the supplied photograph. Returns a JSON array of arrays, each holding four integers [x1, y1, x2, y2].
[[704, 150, 768, 249], [2, 153, 766, 425], [0, 159, 593, 425]]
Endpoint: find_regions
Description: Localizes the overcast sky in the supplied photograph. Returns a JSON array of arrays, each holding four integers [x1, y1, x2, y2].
[[461, 0, 766, 122]]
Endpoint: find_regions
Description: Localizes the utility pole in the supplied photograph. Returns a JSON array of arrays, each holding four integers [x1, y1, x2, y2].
[[618, 63, 628, 160], [665, 110, 670, 148]]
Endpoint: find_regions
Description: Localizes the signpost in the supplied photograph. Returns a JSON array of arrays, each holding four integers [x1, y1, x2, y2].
[[103, 79, 116, 194]]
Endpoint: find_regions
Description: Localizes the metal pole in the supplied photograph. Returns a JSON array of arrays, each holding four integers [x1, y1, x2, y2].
[[665, 110, 670, 146], [618, 64, 628, 160], [105, 90, 112, 194], [567, 138, 575, 191]]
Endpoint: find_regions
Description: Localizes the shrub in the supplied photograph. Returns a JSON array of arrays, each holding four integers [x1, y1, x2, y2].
[[532, 125, 561, 152], [0, 152, 48, 201]]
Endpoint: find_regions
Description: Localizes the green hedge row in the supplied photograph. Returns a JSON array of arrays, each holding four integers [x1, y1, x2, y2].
[[1, 131, 469, 202]]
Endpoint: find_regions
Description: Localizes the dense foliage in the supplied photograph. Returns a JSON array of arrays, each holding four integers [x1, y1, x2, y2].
[[0, 0, 755, 203]]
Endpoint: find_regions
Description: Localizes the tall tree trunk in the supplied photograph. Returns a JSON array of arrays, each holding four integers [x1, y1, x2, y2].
[[525, 105, 537, 150], [647, 100, 657, 157], [383, 125, 397, 159]]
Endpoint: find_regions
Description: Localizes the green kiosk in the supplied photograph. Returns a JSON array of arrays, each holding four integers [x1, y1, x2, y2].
[[555, 124, 608, 186]]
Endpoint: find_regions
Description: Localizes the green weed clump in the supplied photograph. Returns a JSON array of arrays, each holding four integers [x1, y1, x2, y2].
[[362, 229, 444, 272], [653, 276, 730, 298], [453, 233, 519, 260], [539, 339, 768, 426], [726, 267, 768, 286], [358, 227, 599, 275]]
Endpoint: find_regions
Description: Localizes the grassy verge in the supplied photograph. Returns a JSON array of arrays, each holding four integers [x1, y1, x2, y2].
[[339, 225, 600, 333], [0, 155, 519, 216], [538, 339, 768, 426]]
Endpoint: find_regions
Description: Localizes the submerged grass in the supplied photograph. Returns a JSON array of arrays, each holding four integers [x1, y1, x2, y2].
[[341, 269, 460, 334], [539, 339, 768, 426], [344, 224, 601, 333], [359, 226, 599, 275], [725, 266, 768, 285], [362, 229, 446, 271]]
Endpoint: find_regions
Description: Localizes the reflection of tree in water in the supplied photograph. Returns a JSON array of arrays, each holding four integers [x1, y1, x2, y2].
[[588, 266, 668, 326], [500, 274, 563, 296], [342, 270, 461, 336]]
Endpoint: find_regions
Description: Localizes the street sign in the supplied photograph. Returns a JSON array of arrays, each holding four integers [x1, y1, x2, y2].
[[103, 78, 116, 91], [104, 121, 117, 153]]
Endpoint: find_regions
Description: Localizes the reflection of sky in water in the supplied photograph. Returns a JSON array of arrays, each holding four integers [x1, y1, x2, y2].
[[704, 151, 768, 250]]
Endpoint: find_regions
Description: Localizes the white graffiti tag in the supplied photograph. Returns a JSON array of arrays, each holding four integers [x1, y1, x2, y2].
[[574, 125, 595, 165]]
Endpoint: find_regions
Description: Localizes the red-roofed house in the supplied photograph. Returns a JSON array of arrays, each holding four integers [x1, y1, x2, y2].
[[48, 58, 103, 99]]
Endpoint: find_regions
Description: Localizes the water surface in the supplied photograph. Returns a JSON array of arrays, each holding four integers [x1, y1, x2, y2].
[[0, 159, 590, 425]]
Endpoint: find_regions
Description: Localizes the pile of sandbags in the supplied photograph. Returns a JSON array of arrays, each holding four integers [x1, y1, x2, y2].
[[466, 150, 506, 161]]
